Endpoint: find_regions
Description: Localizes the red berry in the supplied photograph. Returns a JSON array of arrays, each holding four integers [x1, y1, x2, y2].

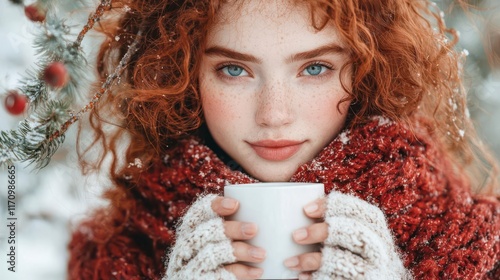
[[24, 3, 47, 22], [43, 62, 69, 88], [4, 91, 28, 115]]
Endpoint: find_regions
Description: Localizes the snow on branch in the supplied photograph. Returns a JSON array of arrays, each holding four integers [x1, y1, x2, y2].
[[0, 0, 140, 169]]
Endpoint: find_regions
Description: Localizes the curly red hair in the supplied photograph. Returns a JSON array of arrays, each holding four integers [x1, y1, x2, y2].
[[78, 0, 498, 194]]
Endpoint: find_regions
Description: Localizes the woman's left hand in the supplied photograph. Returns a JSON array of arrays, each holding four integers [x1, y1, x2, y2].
[[283, 198, 327, 279], [284, 192, 411, 280]]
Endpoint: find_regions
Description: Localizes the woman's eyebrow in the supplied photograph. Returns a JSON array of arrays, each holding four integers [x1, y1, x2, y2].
[[204, 46, 262, 63], [286, 44, 345, 63], [204, 43, 345, 64]]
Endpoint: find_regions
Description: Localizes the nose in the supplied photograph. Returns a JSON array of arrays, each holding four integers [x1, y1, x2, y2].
[[255, 79, 294, 127]]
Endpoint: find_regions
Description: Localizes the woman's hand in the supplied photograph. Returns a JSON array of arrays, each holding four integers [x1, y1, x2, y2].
[[283, 198, 327, 280], [284, 192, 410, 280], [165, 194, 265, 280], [211, 196, 266, 279]]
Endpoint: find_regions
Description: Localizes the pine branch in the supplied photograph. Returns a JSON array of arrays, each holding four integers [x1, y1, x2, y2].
[[0, 0, 137, 169], [47, 29, 142, 144]]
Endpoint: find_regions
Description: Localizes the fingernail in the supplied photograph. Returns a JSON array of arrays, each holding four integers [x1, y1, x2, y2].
[[248, 267, 263, 278], [221, 198, 237, 210], [241, 223, 257, 237], [293, 228, 308, 241], [284, 256, 299, 268], [249, 248, 266, 259], [304, 201, 318, 214]]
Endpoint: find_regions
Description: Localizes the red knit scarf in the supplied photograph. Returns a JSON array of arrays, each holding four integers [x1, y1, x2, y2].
[[68, 117, 499, 279]]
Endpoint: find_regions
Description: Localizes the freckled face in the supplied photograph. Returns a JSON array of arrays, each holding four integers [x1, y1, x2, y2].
[[199, 0, 352, 182]]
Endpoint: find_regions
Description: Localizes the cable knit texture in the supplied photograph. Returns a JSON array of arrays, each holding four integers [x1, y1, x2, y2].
[[68, 116, 500, 279], [313, 191, 410, 279], [165, 194, 236, 279]]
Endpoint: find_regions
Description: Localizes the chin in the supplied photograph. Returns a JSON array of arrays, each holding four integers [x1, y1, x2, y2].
[[246, 168, 295, 182]]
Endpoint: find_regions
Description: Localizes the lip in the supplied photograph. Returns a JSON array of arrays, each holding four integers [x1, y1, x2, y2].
[[248, 140, 304, 161]]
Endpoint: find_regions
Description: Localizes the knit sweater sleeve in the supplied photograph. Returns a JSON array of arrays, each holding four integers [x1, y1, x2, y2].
[[313, 191, 411, 279], [164, 194, 237, 279], [292, 117, 500, 279]]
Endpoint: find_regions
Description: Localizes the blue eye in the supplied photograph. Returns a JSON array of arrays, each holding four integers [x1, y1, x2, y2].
[[303, 64, 326, 76], [221, 65, 247, 77]]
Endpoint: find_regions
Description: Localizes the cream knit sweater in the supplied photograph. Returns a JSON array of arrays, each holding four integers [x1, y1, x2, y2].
[[165, 191, 411, 279]]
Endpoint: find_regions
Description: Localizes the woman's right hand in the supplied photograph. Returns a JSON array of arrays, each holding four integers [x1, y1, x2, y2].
[[165, 194, 265, 280], [211, 196, 266, 279]]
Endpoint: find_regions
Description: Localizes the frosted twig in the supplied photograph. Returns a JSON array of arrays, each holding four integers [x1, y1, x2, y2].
[[73, 0, 112, 48], [0, 0, 140, 168], [47, 29, 143, 143]]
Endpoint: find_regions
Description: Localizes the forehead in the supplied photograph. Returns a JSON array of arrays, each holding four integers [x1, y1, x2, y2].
[[215, 0, 301, 24], [206, 0, 344, 51]]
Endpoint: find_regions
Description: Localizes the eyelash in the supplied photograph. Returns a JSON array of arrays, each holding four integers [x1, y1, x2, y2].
[[214, 62, 250, 81], [214, 61, 336, 81], [299, 61, 335, 79]]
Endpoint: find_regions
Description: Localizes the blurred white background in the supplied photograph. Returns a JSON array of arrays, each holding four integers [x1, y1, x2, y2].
[[0, 0, 499, 279], [0, 1, 109, 279]]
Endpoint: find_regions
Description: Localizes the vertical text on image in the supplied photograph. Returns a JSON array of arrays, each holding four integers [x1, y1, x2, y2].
[[6, 165, 17, 272]]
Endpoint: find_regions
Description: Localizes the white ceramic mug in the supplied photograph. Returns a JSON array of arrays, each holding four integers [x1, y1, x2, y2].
[[224, 182, 325, 279]]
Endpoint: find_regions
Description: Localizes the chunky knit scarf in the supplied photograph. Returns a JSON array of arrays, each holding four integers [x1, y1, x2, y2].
[[68, 117, 499, 279]]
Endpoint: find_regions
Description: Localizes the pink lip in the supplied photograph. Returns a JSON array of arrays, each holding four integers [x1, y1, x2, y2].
[[248, 140, 304, 161]]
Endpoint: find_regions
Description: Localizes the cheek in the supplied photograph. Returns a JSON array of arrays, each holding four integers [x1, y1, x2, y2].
[[303, 90, 349, 122], [202, 94, 224, 123], [200, 79, 243, 132], [201, 86, 224, 124], [300, 91, 350, 145]]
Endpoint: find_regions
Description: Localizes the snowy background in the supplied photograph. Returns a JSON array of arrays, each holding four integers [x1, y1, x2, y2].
[[0, 1, 109, 279], [0, 0, 499, 279]]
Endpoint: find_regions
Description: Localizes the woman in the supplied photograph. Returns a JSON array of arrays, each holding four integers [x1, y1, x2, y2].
[[69, 0, 499, 279]]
